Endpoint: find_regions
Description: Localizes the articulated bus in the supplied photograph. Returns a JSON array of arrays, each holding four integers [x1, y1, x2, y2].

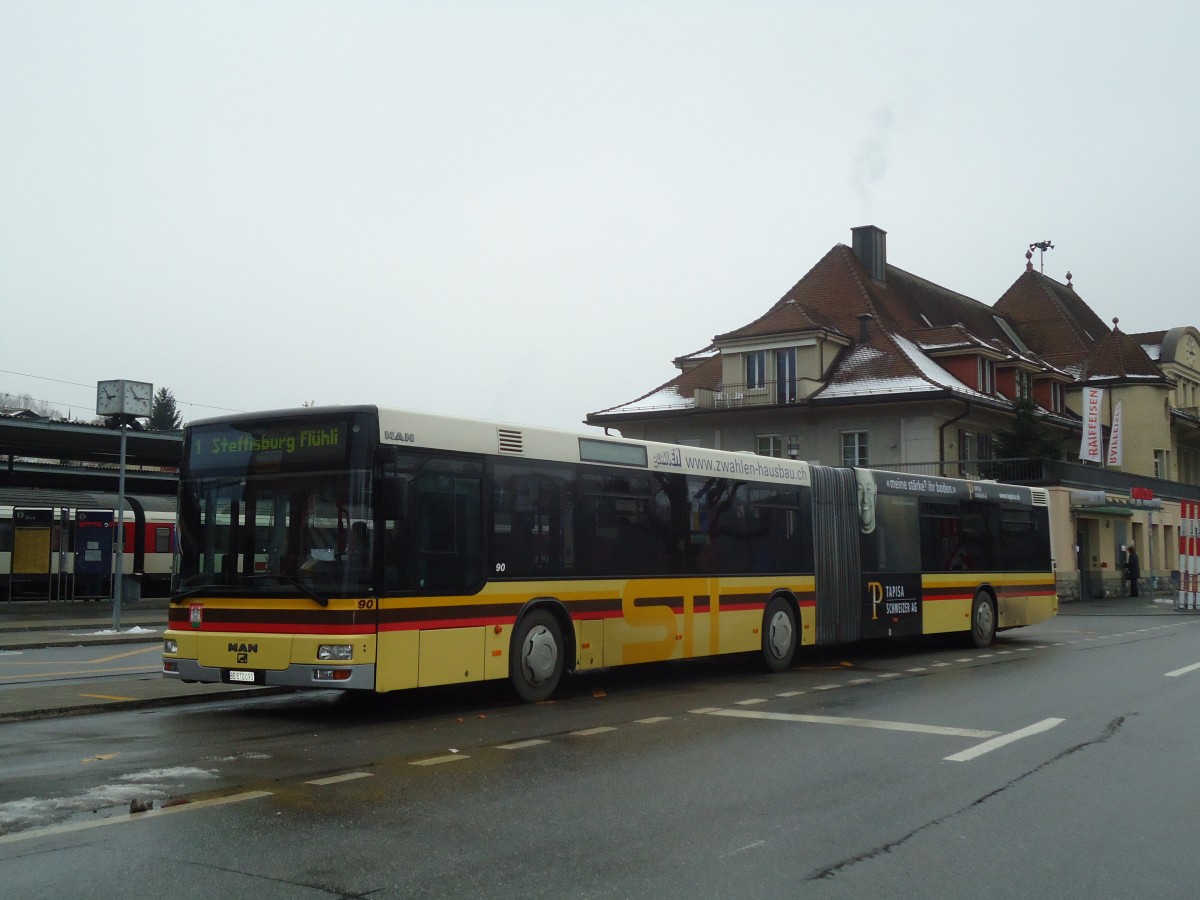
[[163, 405, 1057, 701]]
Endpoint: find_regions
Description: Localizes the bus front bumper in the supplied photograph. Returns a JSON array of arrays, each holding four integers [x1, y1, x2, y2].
[[164, 657, 377, 690]]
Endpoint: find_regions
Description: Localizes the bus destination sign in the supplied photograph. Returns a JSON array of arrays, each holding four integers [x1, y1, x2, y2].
[[188, 422, 348, 470]]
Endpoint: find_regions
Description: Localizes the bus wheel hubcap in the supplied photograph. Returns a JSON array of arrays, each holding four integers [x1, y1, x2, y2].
[[769, 611, 793, 659], [523, 626, 557, 683], [976, 603, 993, 635]]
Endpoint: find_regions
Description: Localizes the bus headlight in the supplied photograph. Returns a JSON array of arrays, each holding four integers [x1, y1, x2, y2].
[[318, 644, 353, 661], [163, 638, 178, 655]]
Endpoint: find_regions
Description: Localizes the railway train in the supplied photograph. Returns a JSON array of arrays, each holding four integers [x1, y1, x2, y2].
[[0, 488, 176, 601]]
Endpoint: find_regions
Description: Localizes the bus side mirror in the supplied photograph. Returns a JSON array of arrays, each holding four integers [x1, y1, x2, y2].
[[379, 476, 409, 519]]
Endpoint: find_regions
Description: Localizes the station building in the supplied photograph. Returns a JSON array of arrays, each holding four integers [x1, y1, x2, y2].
[[588, 226, 1200, 602]]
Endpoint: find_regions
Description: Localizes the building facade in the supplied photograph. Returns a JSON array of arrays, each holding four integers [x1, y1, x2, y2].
[[588, 226, 1200, 601]]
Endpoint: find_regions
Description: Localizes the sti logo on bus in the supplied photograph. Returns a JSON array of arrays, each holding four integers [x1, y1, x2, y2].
[[189, 604, 202, 629], [385, 430, 416, 443]]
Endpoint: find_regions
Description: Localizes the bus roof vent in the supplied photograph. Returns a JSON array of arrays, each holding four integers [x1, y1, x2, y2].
[[497, 428, 524, 455], [1030, 487, 1050, 507]]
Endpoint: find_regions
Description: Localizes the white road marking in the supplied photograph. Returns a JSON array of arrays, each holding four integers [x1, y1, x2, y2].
[[306, 772, 372, 786], [411, 754, 469, 766], [721, 840, 766, 857], [497, 739, 549, 750], [775, 691, 805, 697], [704, 708, 998, 738], [735, 698, 768, 705], [0, 790, 272, 845], [636, 716, 672, 724], [1165, 662, 1200, 678], [944, 718, 1065, 762], [813, 683, 842, 691], [571, 726, 617, 736]]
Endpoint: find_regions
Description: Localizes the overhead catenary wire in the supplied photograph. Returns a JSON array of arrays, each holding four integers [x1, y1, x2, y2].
[[0, 367, 245, 416]]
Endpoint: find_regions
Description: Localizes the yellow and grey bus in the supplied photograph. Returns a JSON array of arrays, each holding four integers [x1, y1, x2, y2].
[[163, 405, 1057, 701]]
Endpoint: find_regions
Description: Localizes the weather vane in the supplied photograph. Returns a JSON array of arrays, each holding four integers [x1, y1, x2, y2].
[[1028, 240, 1054, 273]]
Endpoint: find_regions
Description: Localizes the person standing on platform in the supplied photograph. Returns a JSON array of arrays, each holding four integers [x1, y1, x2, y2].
[[1124, 547, 1140, 598]]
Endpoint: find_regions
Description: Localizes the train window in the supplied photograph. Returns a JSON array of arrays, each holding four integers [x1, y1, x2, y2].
[[155, 526, 171, 554]]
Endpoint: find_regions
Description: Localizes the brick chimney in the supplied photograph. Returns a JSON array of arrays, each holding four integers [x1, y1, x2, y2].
[[851, 225, 887, 284]]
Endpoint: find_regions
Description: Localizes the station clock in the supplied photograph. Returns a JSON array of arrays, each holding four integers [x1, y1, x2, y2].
[[96, 379, 153, 418]]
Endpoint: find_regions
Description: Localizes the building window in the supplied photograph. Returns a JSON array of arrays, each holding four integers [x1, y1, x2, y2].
[[1015, 370, 1032, 401], [746, 351, 765, 389], [978, 358, 996, 394], [756, 435, 783, 458], [959, 429, 976, 463], [958, 430, 993, 475], [1154, 449, 1168, 479], [1051, 382, 1065, 413], [841, 431, 868, 467], [776, 348, 797, 403]]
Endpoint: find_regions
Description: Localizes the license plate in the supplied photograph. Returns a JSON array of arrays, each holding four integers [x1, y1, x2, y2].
[[228, 670, 256, 683]]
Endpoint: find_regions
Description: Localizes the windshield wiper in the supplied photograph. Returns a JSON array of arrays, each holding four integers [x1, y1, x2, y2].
[[171, 575, 330, 607], [171, 585, 214, 604], [246, 574, 329, 607]]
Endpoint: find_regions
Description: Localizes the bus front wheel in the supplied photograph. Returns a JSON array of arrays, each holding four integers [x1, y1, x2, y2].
[[511, 609, 565, 703], [761, 596, 797, 673], [970, 591, 996, 648]]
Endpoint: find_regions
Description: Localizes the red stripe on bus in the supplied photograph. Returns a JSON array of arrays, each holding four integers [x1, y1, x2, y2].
[[184, 624, 372, 638]]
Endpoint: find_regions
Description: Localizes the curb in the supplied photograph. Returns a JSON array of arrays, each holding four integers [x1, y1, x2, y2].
[[0, 686, 296, 724]]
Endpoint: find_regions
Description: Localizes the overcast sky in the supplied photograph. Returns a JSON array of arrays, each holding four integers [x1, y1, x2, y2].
[[3, 1, 1197, 431]]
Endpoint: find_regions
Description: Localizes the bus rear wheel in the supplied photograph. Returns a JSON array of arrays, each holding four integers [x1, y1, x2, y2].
[[510, 609, 565, 703], [761, 596, 797, 673], [970, 591, 996, 648]]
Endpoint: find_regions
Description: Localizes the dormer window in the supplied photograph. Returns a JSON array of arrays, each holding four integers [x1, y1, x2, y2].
[[746, 351, 766, 389], [1051, 382, 1065, 413], [1015, 370, 1032, 401], [978, 358, 996, 394]]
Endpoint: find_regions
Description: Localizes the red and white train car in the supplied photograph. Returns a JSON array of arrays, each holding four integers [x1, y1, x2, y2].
[[0, 488, 175, 601]]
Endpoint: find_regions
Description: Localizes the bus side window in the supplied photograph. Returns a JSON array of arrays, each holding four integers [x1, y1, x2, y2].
[[414, 472, 482, 591]]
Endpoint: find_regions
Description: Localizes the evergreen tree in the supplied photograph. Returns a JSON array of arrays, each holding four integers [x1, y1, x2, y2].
[[990, 398, 1063, 478], [147, 386, 184, 431]]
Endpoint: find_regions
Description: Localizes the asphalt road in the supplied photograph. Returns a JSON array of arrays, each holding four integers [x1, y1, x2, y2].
[[2, 605, 1199, 899], [0, 600, 279, 720]]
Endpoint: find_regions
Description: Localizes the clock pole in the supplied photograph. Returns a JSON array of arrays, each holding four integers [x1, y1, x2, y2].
[[114, 420, 128, 631], [96, 379, 153, 631]]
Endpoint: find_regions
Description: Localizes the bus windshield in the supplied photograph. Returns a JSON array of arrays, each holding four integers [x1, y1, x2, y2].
[[173, 414, 375, 600]]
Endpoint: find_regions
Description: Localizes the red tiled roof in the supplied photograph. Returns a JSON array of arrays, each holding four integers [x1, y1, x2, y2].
[[713, 245, 856, 342], [994, 269, 1111, 372], [589, 232, 1173, 422], [1082, 325, 1170, 382], [588, 353, 722, 415]]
